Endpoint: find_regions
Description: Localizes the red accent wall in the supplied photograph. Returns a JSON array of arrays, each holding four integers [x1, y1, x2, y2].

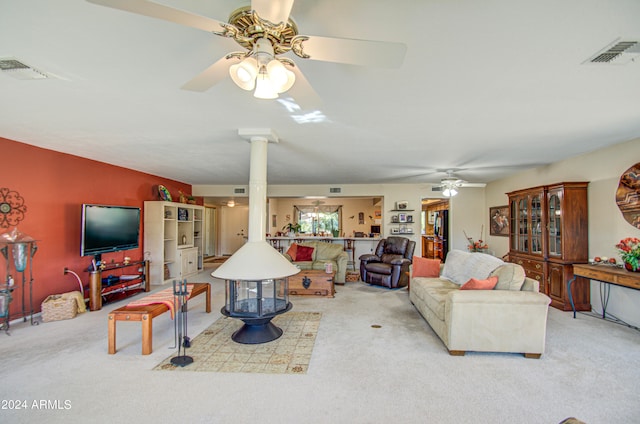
[[0, 137, 194, 320]]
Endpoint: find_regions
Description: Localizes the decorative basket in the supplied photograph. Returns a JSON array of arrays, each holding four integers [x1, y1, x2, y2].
[[345, 272, 360, 282], [41, 295, 78, 323]]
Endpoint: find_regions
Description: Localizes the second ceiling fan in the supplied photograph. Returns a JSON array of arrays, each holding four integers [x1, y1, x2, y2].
[[432, 170, 487, 197], [87, 0, 407, 101]]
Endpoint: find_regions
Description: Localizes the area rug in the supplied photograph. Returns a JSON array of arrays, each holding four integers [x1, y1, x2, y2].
[[154, 312, 322, 374], [203, 256, 229, 263]]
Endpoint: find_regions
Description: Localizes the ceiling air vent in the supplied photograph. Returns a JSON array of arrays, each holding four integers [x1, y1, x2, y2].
[[233, 187, 246, 194], [586, 39, 640, 65], [329, 187, 341, 194], [0, 58, 48, 79]]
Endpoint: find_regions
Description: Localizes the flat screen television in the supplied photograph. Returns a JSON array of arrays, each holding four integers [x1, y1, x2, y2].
[[81, 204, 141, 259]]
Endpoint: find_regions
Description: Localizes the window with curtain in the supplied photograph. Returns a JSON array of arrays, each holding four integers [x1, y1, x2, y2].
[[294, 205, 342, 236]]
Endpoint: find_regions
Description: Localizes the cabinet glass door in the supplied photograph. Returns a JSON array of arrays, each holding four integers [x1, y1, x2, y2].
[[510, 200, 517, 251], [548, 193, 562, 257], [530, 194, 542, 254], [518, 198, 528, 251]]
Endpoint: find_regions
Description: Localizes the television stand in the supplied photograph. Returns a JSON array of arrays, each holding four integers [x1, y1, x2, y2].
[[88, 260, 149, 311]]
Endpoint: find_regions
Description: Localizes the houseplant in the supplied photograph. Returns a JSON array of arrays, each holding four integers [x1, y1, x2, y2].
[[464, 228, 488, 253], [616, 237, 640, 272], [282, 222, 301, 237]]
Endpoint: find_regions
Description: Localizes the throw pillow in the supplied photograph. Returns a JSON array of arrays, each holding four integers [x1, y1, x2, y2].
[[441, 249, 504, 285], [460, 276, 499, 290], [295, 245, 314, 262], [490, 264, 526, 291], [285, 243, 298, 261], [412, 256, 440, 278]]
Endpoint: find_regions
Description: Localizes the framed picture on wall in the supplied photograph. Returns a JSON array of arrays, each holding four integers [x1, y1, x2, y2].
[[398, 213, 407, 222], [489, 205, 509, 236], [396, 201, 408, 210]]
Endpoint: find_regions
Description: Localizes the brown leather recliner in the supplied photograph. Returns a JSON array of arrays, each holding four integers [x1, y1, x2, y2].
[[359, 236, 416, 288]]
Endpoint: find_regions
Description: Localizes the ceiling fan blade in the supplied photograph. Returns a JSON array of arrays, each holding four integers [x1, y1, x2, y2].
[[293, 35, 406, 68], [251, 0, 294, 24], [86, 0, 226, 33], [181, 55, 237, 92], [285, 65, 322, 109], [460, 183, 487, 188]]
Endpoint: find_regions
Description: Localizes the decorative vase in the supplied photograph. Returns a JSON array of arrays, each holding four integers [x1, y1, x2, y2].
[[12, 243, 28, 272], [624, 262, 639, 272]]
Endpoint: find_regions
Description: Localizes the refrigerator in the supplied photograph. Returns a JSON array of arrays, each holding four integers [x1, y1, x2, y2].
[[433, 210, 449, 261]]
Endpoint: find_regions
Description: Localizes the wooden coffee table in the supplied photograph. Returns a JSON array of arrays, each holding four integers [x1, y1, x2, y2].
[[286, 269, 335, 298]]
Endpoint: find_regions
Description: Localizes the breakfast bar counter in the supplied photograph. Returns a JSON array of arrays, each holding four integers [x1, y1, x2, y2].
[[267, 237, 381, 270]]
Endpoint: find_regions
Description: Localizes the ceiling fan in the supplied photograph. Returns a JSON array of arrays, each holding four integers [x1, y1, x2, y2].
[[431, 170, 486, 197], [86, 0, 406, 101]]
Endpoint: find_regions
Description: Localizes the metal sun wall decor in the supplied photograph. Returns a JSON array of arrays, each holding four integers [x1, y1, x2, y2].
[[0, 188, 27, 228], [616, 162, 640, 229]]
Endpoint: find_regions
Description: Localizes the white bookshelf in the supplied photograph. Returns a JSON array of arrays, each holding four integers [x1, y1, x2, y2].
[[144, 201, 204, 285]]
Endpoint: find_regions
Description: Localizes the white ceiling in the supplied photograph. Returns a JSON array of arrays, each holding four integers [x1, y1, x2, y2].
[[1, 0, 639, 186]]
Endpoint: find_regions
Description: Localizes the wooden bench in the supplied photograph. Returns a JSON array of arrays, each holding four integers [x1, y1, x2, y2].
[[108, 282, 211, 355]]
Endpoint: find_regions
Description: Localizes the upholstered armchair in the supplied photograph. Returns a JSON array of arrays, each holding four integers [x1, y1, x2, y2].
[[359, 236, 416, 288]]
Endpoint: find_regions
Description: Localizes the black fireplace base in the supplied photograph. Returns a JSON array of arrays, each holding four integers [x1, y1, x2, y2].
[[221, 302, 292, 344], [233, 320, 283, 344]]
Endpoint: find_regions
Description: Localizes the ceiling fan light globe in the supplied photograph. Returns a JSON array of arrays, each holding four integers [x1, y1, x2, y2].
[[276, 67, 296, 94], [253, 72, 278, 99], [229, 58, 258, 90], [267, 60, 295, 93]]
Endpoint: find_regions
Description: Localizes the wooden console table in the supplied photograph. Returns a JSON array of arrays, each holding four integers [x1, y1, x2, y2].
[[568, 263, 640, 319]]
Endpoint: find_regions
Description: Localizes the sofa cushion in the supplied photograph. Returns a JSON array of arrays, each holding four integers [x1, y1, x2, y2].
[[441, 250, 504, 285], [411, 277, 459, 321], [460, 276, 499, 290], [295, 245, 314, 262], [294, 261, 313, 270], [286, 243, 298, 260], [412, 256, 440, 278], [311, 242, 344, 260], [490, 263, 526, 291], [381, 253, 403, 264], [366, 262, 393, 275], [384, 236, 409, 255]]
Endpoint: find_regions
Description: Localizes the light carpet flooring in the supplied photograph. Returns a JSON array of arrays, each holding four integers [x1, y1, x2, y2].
[[1, 266, 639, 424]]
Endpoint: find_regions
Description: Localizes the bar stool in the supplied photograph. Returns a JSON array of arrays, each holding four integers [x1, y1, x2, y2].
[[344, 238, 355, 271], [269, 238, 283, 253]]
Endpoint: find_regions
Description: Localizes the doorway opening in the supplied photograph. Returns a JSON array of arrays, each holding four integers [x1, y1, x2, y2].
[[421, 198, 450, 262]]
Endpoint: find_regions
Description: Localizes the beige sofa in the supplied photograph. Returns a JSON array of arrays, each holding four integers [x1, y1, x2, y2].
[[409, 249, 551, 358], [284, 241, 348, 283]]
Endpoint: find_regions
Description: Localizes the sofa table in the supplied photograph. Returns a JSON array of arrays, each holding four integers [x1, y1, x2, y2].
[[568, 264, 640, 319]]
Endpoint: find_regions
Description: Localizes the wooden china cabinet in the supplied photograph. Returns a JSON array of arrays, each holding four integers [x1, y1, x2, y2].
[[507, 182, 590, 311]]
